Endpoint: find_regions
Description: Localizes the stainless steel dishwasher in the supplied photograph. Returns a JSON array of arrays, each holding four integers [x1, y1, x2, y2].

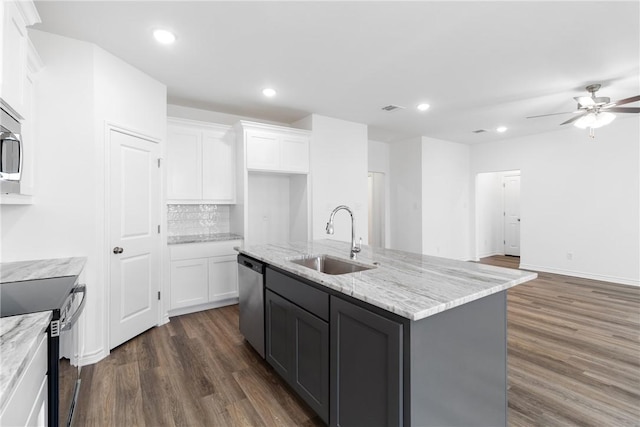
[[237, 254, 265, 358]]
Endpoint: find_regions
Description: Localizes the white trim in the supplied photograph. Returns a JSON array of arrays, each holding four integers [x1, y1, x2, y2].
[[167, 298, 238, 318], [15, 0, 41, 26], [236, 120, 311, 137], [477, 250, 504, 260], [519, 263, 639, 287], [78, 347, 108, 367], [168, 117, 232, 136]]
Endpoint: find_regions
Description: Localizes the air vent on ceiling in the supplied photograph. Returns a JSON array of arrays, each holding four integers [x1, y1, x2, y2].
[[381, 104, 405, 112], [472, 129, 488, 134]]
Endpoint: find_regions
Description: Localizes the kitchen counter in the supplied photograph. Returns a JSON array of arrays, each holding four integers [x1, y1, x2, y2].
[[0, 257, 87, 283], [168, 233, 243, 245], [238, 240, 537, 321], [0, 311, 51, 413]]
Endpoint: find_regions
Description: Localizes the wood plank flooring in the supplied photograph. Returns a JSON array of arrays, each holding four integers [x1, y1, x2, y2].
[[73, 256, 640, 426]]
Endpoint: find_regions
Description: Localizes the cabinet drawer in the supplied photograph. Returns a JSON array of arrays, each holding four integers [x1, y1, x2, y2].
[[0, 331, 47, 426], [170, 240, 241, 260], [266, 267, 329, 321]]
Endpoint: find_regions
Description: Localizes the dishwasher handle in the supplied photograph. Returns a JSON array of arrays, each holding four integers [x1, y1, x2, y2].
[[238, 254, 264, 274]]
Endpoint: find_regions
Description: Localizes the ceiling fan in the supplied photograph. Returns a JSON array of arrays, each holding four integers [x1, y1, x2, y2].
[[527, 84, 640, 138]]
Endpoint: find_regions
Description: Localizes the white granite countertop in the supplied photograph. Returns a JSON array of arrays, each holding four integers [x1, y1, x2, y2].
[[238, 240, 537, 321], [1, 257, 87, 283], [168, 233, 243, 245], [0, 256, 87, 413], [0, 311, 51, 413]]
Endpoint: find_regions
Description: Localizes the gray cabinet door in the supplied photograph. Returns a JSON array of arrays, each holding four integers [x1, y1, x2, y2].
[[291, 304, 329, 423], [330, 296, 403, 427], [265, 288, 329, 423], [265, 290, 292, 379]]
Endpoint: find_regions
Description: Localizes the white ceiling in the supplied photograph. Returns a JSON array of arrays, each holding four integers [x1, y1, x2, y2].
[[32, 1, 640, 144]]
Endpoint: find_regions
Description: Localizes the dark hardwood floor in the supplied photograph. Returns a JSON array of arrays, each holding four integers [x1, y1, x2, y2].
[[73, 256, 640, 426]]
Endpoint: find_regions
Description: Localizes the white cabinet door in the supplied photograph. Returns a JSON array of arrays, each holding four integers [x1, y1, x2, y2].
[[167, 126, 202, 200], [246, 131, 279, 171], [170, 258, 209, 309], [202, 131, 235, 203], [1, 1, 28, 116], [281, 134, 309, 173], [208, 254, 238, 301]]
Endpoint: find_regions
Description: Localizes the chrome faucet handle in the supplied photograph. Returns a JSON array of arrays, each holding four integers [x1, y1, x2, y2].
[[352, 238, 362, 253]]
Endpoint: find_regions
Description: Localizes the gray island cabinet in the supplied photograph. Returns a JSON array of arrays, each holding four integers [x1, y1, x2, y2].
[[240, 240, 537, 427]]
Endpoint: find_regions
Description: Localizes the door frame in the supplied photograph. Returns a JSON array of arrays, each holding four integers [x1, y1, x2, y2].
[[473, 170, 521, 262], [103, 121, 164, 355], [502, 173, 521, 257]]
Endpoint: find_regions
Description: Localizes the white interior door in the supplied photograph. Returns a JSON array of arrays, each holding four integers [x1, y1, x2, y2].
[[503, 174, 521, 256], [109, 129, 160, 349]]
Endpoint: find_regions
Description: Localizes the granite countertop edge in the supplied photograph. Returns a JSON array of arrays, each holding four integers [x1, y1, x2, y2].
[[0, 311, 52, 413], [1, 257, 87, 283], [168, 233, 244, 245], [238, 240, 538, 321]]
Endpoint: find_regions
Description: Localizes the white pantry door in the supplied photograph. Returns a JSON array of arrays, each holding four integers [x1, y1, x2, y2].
[[503, 174, 521, 256], [109, 129, 160, 349]]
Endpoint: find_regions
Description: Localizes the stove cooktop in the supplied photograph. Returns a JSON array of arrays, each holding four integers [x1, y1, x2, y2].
[[0, 276, 78, 317]]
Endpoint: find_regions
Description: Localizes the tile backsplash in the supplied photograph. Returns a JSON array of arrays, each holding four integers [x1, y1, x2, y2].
[[167, 204, 230, 236]]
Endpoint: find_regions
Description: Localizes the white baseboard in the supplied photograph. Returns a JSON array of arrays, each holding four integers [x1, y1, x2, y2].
[[79, 346, 109, 366], [477, 251, 504, 260], [168, 297, 239, 318], [519, 263, 639, 287]]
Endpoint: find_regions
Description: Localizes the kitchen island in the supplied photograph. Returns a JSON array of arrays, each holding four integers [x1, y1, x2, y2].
[[238, 240, 537, 427]]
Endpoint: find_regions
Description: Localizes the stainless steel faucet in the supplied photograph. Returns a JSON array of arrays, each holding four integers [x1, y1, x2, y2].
[[326, 205, 361, 259]]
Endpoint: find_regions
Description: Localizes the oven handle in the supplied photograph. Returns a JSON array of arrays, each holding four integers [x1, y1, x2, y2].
[[61, 284, 87, 332]]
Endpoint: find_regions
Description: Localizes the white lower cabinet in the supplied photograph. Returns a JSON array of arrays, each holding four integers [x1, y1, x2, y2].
[[169, 240, 241, 315], [170, 258, 209, 309], [0, 331, 47, 427]]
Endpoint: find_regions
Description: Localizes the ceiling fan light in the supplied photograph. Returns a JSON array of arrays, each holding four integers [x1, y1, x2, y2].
[[574, 112, 616, 129], [594, 111, 616, 128]]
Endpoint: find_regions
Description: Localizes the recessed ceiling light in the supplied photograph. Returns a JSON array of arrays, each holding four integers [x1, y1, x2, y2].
[[153, 29, 176, 45], [417, 103, 430, 111], [262, 88, 277, 97], [496, 126, 508, 133]]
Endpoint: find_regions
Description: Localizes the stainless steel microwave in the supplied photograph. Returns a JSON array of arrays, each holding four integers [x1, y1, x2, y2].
[[0, 100, 22, 194]]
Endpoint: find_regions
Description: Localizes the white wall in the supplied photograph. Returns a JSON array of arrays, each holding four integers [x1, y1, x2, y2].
[[389, 137, 423, 253], [296, 114, 369, 245], [167, 104, 287, 127], [421, 137, 470, 260], [0, 30, 166, 364], [247, 174, 291, 245], [471, 117, 640, 286], [368, 140, 391, 247]]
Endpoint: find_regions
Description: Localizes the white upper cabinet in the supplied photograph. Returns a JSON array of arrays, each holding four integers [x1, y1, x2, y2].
[[239, 121, 310, 174], [167, 118, 236, 204], [1, 0, 40, 119]]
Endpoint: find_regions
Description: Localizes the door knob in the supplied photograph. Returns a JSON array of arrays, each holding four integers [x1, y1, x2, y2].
[[113, 247, 124, 254]]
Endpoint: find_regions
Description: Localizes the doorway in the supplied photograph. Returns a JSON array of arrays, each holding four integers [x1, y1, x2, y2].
[[368, 172, 385, 248], [502, 174, 521, 256], [108, 127, 161, 349], [475, 170, 521, 260]]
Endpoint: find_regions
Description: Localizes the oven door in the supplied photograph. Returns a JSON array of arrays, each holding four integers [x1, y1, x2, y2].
[[58, 285, 86, 427]]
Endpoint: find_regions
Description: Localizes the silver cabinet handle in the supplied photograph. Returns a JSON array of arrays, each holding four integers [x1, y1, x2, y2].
[[113, 247, 124, 254]]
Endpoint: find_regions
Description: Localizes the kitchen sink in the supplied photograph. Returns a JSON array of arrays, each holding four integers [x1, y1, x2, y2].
[[288, 254, 376, 275]]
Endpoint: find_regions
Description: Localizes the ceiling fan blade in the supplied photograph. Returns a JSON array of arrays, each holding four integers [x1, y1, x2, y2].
[[560, 112, 587, 125], [603, 95, 640, 108], [574, 96, 595, 107], [605, 107, 640, 113], [526, 111, 575, 119]]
